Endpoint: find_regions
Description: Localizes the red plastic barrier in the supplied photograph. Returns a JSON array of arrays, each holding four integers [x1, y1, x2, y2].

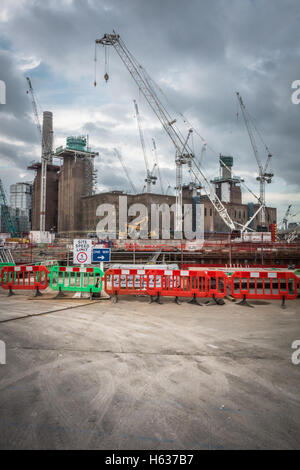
[[0, 265, 50, 294], [230, 271, 298, 301], [146, 269, 228, 301], [206, 271, 228, 298], [104, 268, 148, 297], [146, 269, 207, 299]]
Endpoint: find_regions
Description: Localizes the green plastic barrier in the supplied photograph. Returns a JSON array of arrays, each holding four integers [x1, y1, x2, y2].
[[0, 262, 15, 287], [50, 266, 104, 294]]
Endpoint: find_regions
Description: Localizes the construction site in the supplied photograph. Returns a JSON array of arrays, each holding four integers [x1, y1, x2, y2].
[[1, 27, 300, 453], [0, 37, 299, 268]]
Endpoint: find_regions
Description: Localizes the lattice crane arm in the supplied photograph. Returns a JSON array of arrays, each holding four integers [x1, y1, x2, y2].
[[95, 32, 237, 231], [133, 99, 149, 172], [96, 33, 188, 155], [114, 148, 137, 194], [236, 92, 263, 173], [152, 138, 164, 194], [263, 152, 272, 174], [26, 77, 42, 139]]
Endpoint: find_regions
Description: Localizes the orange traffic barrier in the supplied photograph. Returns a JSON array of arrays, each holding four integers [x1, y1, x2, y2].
[[230, 271, 298, 308], [0, 265, 50, 297]]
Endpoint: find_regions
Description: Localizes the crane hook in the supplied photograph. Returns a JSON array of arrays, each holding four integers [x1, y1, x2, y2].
[[104, 73, 109, 82]]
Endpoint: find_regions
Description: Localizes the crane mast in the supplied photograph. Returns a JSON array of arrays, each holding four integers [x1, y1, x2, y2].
[[133, 100, 157, 192], [236, 92, 273, 228], [152, 138, 164, 194], [26, 77, 48, 233], [282, 204, 292, 231], [95, 32, 236, 231], [114, 148, 137, 194]]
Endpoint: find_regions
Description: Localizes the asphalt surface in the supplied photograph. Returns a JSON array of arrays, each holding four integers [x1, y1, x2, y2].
[[0, 289, 300, 449]]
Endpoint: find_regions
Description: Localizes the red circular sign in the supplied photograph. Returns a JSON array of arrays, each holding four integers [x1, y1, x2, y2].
[[76, 251, 88, 263]]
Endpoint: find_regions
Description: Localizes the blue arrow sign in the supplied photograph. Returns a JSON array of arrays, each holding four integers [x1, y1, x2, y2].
[[92, 248, 111, 263]]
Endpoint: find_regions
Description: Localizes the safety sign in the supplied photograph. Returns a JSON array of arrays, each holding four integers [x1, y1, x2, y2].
[[73, 239, 92, 265]]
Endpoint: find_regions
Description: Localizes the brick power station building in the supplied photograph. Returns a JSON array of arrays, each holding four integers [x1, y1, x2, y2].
[[30, 137, 276, 238]]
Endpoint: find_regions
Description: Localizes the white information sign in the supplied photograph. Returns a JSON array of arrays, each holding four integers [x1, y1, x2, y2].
[[73, 239, 92, 265]]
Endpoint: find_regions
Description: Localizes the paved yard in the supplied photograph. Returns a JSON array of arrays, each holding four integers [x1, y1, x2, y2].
[[0, 290, 300, 449]]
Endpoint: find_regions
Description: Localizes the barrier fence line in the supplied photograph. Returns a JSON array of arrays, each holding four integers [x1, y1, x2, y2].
[[49, 266, 104, 298], [0, 265, 50, 296], [1, 264, 299, 308], [230, 271, 298, 308]]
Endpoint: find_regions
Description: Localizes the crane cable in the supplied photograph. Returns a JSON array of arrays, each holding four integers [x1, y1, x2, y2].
[[94, 42, 97, 87]]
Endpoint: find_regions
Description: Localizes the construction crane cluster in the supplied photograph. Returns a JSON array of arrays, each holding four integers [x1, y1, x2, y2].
[[26, 77, 53, 233], [236, 92, 274, 228], [94, 31, 268, 234]]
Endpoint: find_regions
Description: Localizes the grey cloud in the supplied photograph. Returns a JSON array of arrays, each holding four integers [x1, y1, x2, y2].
[[0, 0, 299, 217]]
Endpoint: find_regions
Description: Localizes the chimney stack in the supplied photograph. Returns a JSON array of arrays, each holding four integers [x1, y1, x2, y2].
[[42, 111, 53, 163]]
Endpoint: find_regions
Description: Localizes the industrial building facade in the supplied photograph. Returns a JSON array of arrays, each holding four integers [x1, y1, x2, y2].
[[29, 140, 276, 238]]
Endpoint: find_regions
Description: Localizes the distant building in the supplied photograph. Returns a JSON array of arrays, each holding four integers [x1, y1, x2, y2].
[[29, 134, 277, 238], [9, 182, 32, 233]]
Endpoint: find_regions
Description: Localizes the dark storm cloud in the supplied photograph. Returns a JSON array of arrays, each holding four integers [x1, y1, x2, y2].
[[0, 0, 299, 218], [0, 49, 38, 189]]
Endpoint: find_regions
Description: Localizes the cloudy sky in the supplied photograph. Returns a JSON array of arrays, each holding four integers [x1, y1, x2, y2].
[[0, 0, 300, 224]]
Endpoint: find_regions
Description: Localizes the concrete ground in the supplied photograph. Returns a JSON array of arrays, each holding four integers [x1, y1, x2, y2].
[[0, 288, 300, 450]]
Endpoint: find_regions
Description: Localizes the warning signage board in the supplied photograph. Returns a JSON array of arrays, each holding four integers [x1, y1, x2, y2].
[[73, 239, 92, 265]]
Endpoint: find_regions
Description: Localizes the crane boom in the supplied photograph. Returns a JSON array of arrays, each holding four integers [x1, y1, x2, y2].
[[114, 148, 137, 193], [236, 92, 274, 227], [95, 33, 236, 231], [133, 100, 149, 172], [26, 77, 42, 139], [26, 76, 47, 232], [133, 100, 157, 192], [236, 92, 262, 171], [282, 204, 292, 231], [152, 138, 164, 194]]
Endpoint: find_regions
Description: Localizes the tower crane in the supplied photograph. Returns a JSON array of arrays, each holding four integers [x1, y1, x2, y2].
[[133, 100, 157, 192], [152, 138, 164, 194], [281, 204, 292, 231], [236, 92, 274, 228], [114, 148, 137, 194], [95, 32, 238, 232], [142, 163, 158, 193], [26, 77, 49, 232]]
